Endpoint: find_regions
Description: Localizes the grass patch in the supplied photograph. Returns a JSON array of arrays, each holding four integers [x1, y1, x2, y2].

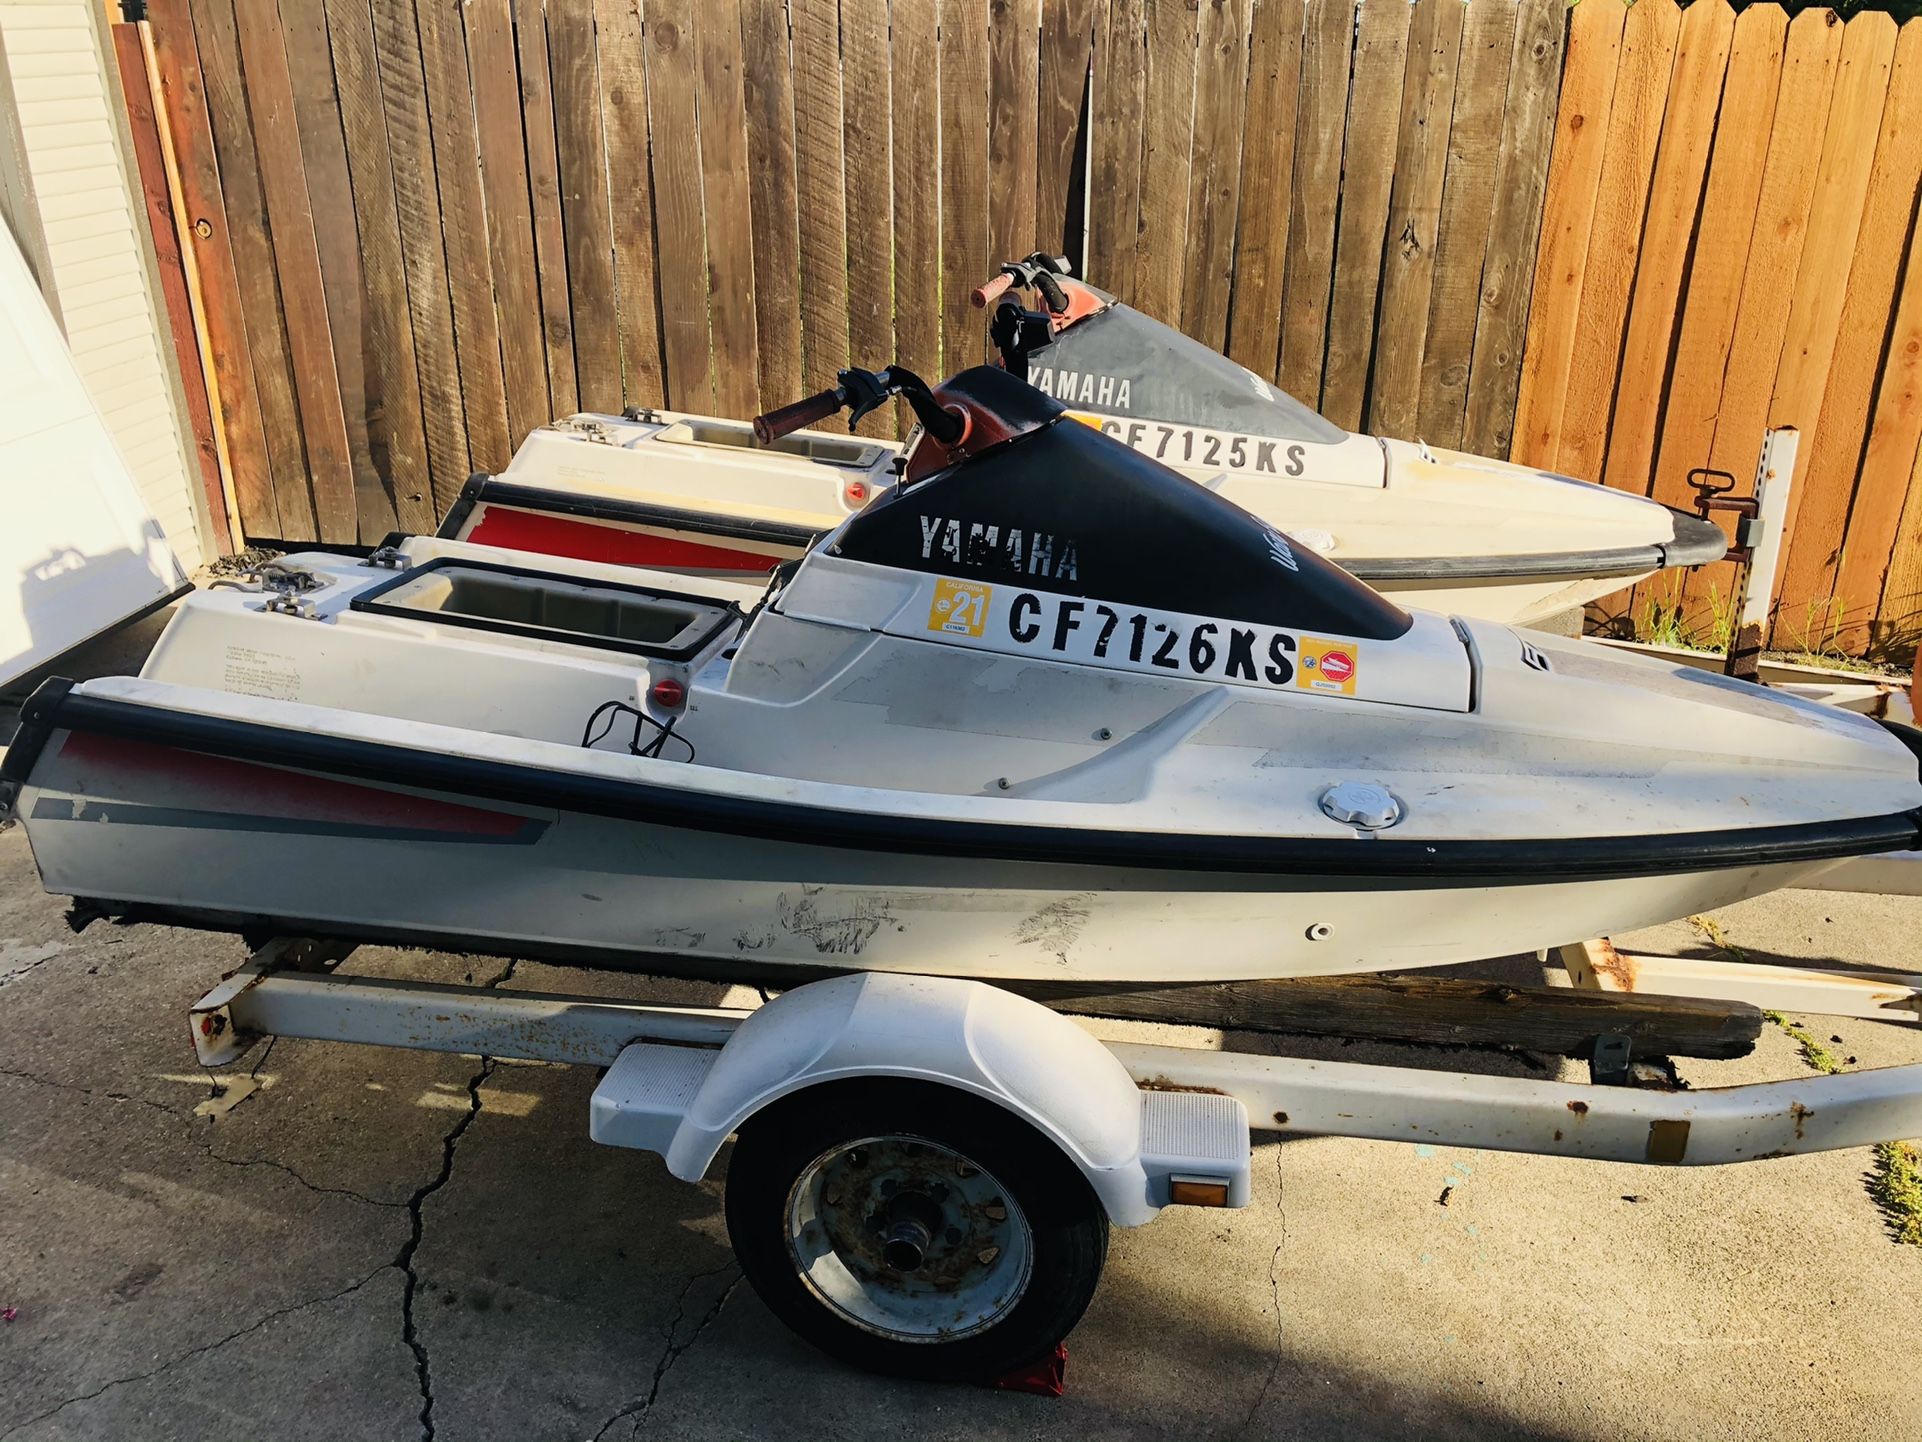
[[1761, 1010, 1845, 1075], [1687, 913, 1745, 962], [1869, 1142, 1922, 1248]]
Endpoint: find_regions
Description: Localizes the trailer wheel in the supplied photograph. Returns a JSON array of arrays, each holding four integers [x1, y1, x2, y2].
[[723, 1078, 1109, 1382]]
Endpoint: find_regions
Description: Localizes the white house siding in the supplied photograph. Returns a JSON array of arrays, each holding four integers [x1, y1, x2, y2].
[[0, 0, 207, 570]]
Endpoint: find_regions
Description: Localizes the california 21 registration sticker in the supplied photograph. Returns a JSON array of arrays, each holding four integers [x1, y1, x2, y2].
[[913, 577, 1363, 697]]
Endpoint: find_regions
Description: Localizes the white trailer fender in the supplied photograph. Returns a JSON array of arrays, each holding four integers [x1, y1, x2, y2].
[[663, 972, 1160, 1225]]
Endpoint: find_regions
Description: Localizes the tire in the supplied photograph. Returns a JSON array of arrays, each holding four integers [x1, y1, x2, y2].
[[723, 1077, 1109, 1382]]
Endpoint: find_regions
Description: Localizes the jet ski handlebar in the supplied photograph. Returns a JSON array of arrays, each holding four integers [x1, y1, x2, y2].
[[970, 253, 1072, 314], [754, 366, 968, 448]]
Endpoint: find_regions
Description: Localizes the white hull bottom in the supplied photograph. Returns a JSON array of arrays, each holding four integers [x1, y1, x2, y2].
[[20, 773, 1842, 983]]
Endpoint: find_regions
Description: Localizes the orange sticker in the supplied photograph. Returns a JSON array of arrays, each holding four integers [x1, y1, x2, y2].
[[1296, 636, 1357, 695], [928, 578, 991, 637]]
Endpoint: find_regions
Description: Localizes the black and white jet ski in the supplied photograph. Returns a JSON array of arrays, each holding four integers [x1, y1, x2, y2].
[[3, 366, 1915, 984], [441, 260, 1726, 626]]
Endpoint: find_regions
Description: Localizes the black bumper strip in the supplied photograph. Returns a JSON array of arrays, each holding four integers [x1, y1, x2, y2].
[[21, 686, 1922, 882]]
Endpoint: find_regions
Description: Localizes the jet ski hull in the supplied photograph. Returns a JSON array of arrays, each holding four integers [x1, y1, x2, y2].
[[7, 689, 1910, 984]]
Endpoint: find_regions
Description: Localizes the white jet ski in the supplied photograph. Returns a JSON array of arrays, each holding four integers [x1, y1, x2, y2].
[[440, 260, 1727, 626], [3, 365, 1915, 985]]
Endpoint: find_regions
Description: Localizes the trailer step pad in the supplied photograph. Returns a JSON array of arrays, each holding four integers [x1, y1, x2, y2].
[[1139, 1090, 1252, 1208], [590, 1042, 721, 1156]]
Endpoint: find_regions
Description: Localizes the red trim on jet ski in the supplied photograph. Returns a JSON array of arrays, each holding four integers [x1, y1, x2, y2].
[[13, 683, 1920, 882], [51, 731, 545, 843], [466, 507, 792, 574]]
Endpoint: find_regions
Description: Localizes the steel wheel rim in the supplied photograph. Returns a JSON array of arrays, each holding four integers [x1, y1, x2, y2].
[[783, 1132, 1034, 1343]]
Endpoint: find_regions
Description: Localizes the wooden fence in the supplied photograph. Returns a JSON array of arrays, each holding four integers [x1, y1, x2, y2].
[[1514, 0, 1922, 658], [135, 0, 1922, 660], [142, 0, 1562, 535]]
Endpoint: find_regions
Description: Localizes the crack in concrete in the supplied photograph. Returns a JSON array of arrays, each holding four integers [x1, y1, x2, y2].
[[397, 957, 518, 1442], [1234, 1146, 1288, 1439], [0, 1063, 188, 1120], [0, 946, 61, 991], [590, 1263, 744, 1442], [0, 1264, 389, 1440], [200, 1145, 403, 1210]]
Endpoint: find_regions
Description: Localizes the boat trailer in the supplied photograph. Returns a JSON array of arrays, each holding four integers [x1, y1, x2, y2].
[[188, 937, 1922, 1383]]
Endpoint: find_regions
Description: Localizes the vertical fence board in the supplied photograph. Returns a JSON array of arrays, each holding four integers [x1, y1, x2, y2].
[[114, 23, 229, 541], [368, 0, 469, 503], [1460, 0, 1562, 458], [1835, 26, 1922, 655], [1684, 7, 1844, 639], [191, 0, 316, 537], [1875, 391, 1922, 657], [1133, 0, 1197, 326], [322, 0, 432, 533], [793, 0, 852, 387], [279, 0, 394, 538], [1369, 0, 1466, 440], [148, 0, 279, 536], [594, 0, 667, 407], [1598, 0, 1733, 500], [515, 4, 580, 417], [1088, 0, 1144, 294], [1767, 12, 1898, 641], [989, 0, 1041, 264], [941, 0, 992, 370], [1278, 0, 1350, 406], [1037, 0, 1097, 262], [892, 0, 941, 428], [697, 0, 761, 418], [638, 0, 711, 409], [1179, 0, 1250, 351], [1415, 0, 1518, 449], [1320, 0, 1412, 429], [1224, 0, 1302, 382], [415, 0, 511, 472], [742, 0, 804, 407], [465, 0, 547, 442], [842, 0, 893, 410], [1555, 0, 1679, 484], [1844, 239, 1922, 657], [231, 0, 358, 541], [550, 0, 626, 414], [1508, 0, 1625, 467]]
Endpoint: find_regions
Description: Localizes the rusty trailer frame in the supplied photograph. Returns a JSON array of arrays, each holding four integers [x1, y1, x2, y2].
[[192, 941, 1922, 1173]]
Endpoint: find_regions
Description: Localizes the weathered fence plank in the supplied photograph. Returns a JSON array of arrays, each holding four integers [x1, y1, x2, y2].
[[1768, 12, 1899, 643], [741, 0, 803, 407], [1555, 0, 1679, 484], [1179, 0, 1249, 353], [1460, 0, 1562, 459], [1415, 0, 1518, 449], [1133, 0, 1198, 327], [1088, 0, 1145, 297], [842, 0, 893, 415], [793, 0, 852, 389], [1037, 0, 1098, 263], [515, 3, 579, 417], [892, 0, 942, 424], [593, 0, 667, 407], [1597, 0, 1732, 501], [1370, 0, 1466, 440], [148, 0, 278, 536], [1278, 0, 1352, 407], [1509, 0, 1625, 468], [1320, 0, 1412, 430], [989, 0, 1041, 268], [321, 0, 432, 533], [1224, 0, 1302, 382], [697, 0, 761, 420], [551, 0, 627, 415], [230, 0, 357, 541], [940, 0, 992, 372]]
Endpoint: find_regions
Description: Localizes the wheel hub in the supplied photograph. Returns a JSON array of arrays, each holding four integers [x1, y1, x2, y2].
[[786, 1135, 1033, 1341]]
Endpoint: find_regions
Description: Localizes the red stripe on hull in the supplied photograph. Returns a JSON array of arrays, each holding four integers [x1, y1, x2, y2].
[[465, 507, 798, 573], [58, 731, 533, 836]]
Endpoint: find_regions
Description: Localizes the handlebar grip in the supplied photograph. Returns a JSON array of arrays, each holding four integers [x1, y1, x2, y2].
[[753, 387, 843, 443], [970, 272, 1016, 309]]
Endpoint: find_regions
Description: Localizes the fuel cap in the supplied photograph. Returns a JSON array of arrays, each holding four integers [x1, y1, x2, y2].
[[1319, 781, 1401, 831]]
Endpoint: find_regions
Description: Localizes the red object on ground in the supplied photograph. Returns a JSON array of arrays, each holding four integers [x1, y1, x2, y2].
[[988, 1344, 1066, 1397]]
